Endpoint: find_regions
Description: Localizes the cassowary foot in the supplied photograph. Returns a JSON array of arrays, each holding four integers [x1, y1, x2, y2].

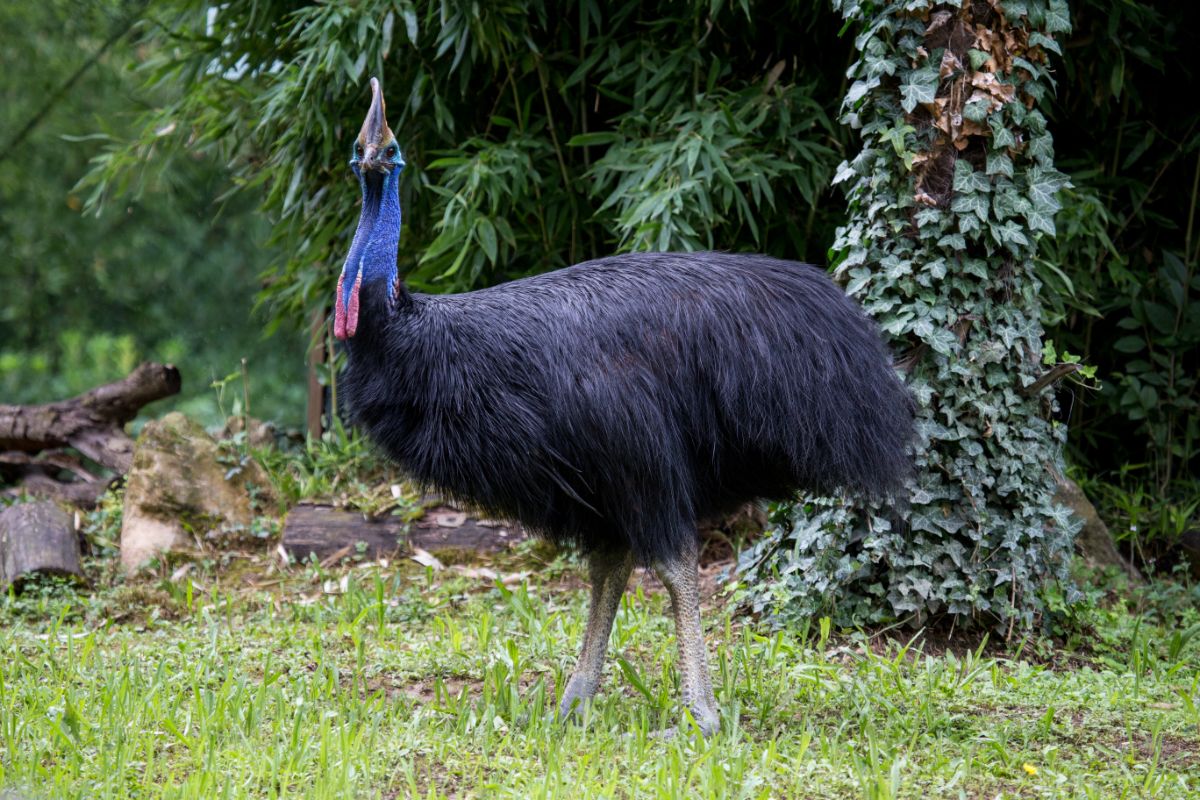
[[556, 676, 599, 722], [685, 700, 721, 737], [638, 704, 720, 740]]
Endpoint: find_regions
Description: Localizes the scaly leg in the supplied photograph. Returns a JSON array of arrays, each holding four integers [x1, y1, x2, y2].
[[558, 546, 635, 720], [654, 534, 720, 736]]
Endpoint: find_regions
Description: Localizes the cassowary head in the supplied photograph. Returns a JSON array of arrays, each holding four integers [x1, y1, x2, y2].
[[336, 77, 405, 340], [352, 77, 401, 174]]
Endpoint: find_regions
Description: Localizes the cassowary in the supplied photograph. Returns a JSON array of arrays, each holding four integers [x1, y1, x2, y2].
[[335, 78, 914, 736]]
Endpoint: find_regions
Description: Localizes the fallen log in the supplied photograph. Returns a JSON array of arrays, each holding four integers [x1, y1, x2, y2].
[[0, 500, 84, 589], [281, 503, 527, 564], [0, 362, 181, 506]]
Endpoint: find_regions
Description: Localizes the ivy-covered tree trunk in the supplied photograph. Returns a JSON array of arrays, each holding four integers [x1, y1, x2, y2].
[[738, 0, 1080, 631]]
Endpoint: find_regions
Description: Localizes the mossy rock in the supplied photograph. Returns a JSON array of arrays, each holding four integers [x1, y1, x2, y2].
[[121, 412, 277, 572]]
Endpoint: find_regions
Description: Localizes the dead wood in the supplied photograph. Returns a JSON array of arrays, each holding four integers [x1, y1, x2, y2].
[[0, 362, 181, 506], [282, 503, 527, 564], [1055, 474, 1143, 586], [0, 500, 84, 589]]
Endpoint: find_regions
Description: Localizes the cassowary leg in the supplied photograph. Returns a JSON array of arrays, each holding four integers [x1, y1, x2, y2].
[[654, 535, 720, 736], [558, 546, 634, 721]]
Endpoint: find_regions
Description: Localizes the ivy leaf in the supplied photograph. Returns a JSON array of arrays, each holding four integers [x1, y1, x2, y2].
[[993, 220, 1030, 250], [953, 161, 991, 194], [938, 233, 966, 250], [1045, 0, 1071, 35], [845, 78, 877, 106], [1028, 32, 1062, 56], [1027, 209, 1056, 236], [986, 152, 1013, 177], [1027, 134, 1054, 165], [1005, 0, 1031, 20], [832, 160, 858, 185], [927, 326, 960, 356], [882, 255, 913, 278], [898, 65, 938, 113], [845, 267, 872, 295], [963, 259, 989, 279], [963, 99, 990, 123], [915, 207, 942, 228], [1027, 167, 1068, 214], [990, 117, 1016, 149], [950, 192, 989, 221]]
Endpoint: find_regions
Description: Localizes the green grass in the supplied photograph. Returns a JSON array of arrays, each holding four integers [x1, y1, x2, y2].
[[1, 552, 1198, 799]]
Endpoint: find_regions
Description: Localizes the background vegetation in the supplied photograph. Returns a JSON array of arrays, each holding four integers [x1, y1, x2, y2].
[[0, 0, 305, 426], [1, 0, 1196, 597]]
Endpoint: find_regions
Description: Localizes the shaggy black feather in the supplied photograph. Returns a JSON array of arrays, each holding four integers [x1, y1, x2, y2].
[[341, 251, 915, 566]]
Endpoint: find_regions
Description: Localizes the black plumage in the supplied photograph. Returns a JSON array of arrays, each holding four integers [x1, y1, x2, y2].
[[342, 251, 914, 567]]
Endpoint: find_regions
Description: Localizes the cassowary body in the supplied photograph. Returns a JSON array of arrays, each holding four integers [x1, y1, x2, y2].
[[337, 79, 914, 735]]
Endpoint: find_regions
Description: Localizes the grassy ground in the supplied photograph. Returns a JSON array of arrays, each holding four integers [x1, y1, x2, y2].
[[1, 543, 1198, 800]]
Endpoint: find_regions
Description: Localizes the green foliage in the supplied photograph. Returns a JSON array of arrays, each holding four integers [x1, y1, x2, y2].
[[1043, 0, 1200, 496], [81, 0, 847, 324], [254, 421, 420, 521], [0, 0, 306, 426], [739, 0, 1081, 631], [1079, 468, 1200, 569]]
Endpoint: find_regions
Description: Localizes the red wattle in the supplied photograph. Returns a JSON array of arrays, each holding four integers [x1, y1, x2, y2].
[[346, 273, 361, 337], [334, 273, 348, 339], [334, 271, 362, 340]]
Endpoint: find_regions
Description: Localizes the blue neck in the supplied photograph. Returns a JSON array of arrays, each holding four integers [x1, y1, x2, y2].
[[343, 166, 402, 311]]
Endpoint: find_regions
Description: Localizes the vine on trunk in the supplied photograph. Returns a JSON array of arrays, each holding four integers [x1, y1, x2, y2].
[[737, 0, 1080, 632]]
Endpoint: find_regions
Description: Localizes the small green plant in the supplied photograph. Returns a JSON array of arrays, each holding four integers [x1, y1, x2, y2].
[[1080, 468, 1200, 569], [253, 419, 421, 522]]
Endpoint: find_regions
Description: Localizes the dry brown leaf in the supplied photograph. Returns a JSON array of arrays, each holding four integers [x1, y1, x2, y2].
[[764, 59, 786, 93], [451, 565, 499, 580], [971, 72, 1015, 103], [925, 10, 953, 38], [320, 544, 355, 569], [914, 191, 939, 207], [962, 118, 988, 138], [939, 50, 961, 78]]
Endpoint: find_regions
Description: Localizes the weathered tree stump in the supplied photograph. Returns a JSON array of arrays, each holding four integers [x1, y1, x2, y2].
[[0, 362, 181, 507], [281, 503, 527, 564], [1055, 474, 1142, 585], [0, 501, 84, 589]]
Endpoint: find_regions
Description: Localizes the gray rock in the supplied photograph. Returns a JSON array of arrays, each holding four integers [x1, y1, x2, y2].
[[120, 412, 275, 572]]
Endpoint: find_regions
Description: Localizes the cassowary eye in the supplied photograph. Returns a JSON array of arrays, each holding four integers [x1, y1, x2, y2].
[[386, 145, 397, 157], [354, 143, 364, 157]]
